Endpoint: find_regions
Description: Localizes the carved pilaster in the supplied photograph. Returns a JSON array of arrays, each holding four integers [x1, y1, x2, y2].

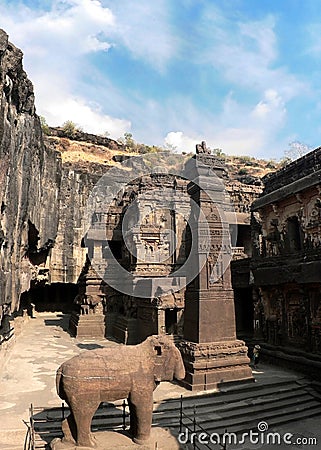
[[180, 149, 253, 390]]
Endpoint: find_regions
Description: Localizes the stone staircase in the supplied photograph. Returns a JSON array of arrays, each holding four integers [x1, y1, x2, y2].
[[30, 375, 321, 448], [153, 377, 321, 436]]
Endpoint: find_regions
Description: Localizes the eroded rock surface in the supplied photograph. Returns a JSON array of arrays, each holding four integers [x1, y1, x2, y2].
[[0, 29, 61, 319]]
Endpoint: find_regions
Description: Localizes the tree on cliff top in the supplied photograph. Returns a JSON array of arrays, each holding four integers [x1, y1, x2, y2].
[[61, 120, 83, 138]]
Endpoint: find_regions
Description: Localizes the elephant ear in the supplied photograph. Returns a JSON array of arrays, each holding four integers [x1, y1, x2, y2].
[[150, 336, 173, 382]]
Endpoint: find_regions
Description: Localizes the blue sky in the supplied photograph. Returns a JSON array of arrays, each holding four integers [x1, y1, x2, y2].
[[1, 0, 321, 158]]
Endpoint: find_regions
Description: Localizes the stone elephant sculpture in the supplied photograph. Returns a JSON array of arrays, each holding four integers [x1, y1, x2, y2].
[[56, 335, 185, 447]]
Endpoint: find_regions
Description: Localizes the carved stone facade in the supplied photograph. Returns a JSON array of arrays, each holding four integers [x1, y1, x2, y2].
[[251, 148, 321, 377], [69, 171, 191, 343]]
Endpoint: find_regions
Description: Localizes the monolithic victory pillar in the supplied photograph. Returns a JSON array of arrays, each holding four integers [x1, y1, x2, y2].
[[179, 145, 253, 390]]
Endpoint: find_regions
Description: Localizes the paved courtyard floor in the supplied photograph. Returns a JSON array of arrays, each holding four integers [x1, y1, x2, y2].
[[0, 312, 321, 449]]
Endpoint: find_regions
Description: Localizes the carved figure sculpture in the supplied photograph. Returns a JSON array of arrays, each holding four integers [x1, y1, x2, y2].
[[56, 335, 185, 447], [196, 140, 211, 155]]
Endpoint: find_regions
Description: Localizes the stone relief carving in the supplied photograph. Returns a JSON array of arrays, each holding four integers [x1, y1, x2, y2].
[[196, 141, 211, 155]]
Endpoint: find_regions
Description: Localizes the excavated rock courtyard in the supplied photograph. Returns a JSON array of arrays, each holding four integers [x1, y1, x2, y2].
[[1, 313, 321, 450]]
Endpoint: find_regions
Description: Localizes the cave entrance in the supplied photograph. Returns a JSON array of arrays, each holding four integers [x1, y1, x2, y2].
[[20, 283, 77, 314]]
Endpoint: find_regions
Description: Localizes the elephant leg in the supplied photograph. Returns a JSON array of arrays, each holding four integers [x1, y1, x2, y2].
[[129, 392, 153, 445], [128, 396, 137, 438], [61, 411, 76, 444], [72, 402, 98, 448]]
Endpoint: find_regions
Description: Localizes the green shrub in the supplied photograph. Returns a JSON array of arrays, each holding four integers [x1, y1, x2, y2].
[[61, 120, 82, 138], [40, 116, 50, 135]]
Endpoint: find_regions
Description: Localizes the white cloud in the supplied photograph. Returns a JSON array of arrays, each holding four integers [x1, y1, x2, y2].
[[214, 128, 265, 156], [0, 1, 308, 158], [162, 88, 288, 158], [306, 23, 321, 55], [164, 128, 265, 157], [40, 89, 130, 137], [198, 10, 306, 101], [164, 131, 199, 153], [214, 90, 287, 156], [1, 0, 114, 57], [0, 0, 178, 136], [0, 0, 132, 136], [252, 89, 286, 121], [106, 0, 176, 71]]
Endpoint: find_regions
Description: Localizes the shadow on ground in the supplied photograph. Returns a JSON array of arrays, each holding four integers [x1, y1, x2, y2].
[[77, 343, 104, 350], [44, 314, 70, 333]]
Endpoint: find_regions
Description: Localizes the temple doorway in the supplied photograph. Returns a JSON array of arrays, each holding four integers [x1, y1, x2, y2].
[[165, 308, 178, 334]]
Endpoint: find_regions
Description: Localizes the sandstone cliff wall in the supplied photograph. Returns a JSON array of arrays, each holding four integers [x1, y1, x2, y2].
[[0, 30, 109, 333], [48, 167, 99, 285], [0, 29, 62, 321]]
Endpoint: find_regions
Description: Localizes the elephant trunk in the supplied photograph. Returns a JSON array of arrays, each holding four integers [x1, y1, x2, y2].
[[56, 365, 66, 400]]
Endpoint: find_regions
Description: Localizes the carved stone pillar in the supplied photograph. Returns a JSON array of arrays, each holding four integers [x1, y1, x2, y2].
[[69, 256, 105, 338], [178, 152, 253, 390]]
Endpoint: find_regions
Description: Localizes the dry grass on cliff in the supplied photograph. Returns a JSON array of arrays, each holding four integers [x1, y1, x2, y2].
[[45, 136, 138, 166], [45, 136, 280, 180], [225, 154, 280, 179]]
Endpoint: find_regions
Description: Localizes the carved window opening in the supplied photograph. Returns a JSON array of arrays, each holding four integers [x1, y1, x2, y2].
[[286, 216, 302, 252], [236, 224, 252, 257], [229, 223, 237, 248], [165, 308, 178, 334]]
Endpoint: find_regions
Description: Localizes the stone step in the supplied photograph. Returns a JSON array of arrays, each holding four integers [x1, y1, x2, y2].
[[31, 378, 321, 447], [203, 404, 321, 437], [158, 395, 320, 427], [154, 380, 305, 413], [153, 390, 312, 422], [152, 379, 321, 434]]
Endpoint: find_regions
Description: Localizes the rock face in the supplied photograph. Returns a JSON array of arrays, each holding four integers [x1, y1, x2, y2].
[[0, 30, 119, 351], [48, 169, 98, 285], [0, 29, 61, 324], [48, 126, 123, 151]]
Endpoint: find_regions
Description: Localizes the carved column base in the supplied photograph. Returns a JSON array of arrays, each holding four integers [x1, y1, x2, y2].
[[178, 339, 254, 391], [69, 312, 105, 338]]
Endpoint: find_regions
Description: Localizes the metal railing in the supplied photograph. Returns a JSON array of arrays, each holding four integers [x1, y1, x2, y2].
[[179, 395, 227, 450], [26, 400, 129, 449], [26, 396, 228, 450]]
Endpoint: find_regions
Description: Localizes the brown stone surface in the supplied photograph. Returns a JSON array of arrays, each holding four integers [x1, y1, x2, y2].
[[50, 428, 180, 450], [180, 149, 253, 390], [0, 28, 61, 323], [250, 147, 321, 377], [56, 335, 185, 447], [69, 311, 105, 338]]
